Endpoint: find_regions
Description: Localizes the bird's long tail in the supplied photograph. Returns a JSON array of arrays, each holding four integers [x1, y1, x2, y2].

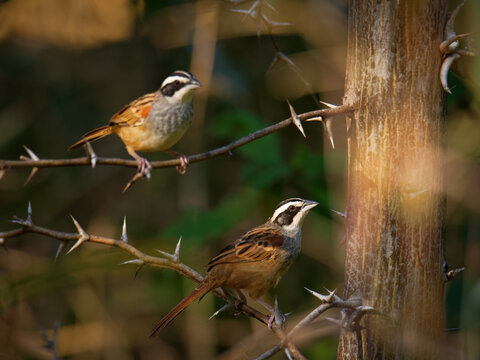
[[150, 280, 215, 337], [68, 125, 113, 150]]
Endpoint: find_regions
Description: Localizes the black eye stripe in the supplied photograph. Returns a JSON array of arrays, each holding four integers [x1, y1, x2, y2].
[[161, 80, 186, 97], [273, 205, 301, 226]]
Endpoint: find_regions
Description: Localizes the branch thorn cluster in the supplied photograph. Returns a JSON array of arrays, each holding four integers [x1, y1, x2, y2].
[[286, 100, 306, 138], [67, 215, 89, 254], [154, 236, 182, 263], [230, 0, 292, 38], [21, 146, 40, 185], [439, 0, 475, 94], [84, 141, 97, 168]]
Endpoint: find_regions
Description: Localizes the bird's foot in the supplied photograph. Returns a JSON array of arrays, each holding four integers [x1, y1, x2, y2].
[[267, 311, 286, 329], [136, 157, 152, 179], [256, 298, 287, 329], [233, 298, 246, 316], [123, 157, 152, 192], [165, 149, 189, 174], [176, 154, 189, 174]]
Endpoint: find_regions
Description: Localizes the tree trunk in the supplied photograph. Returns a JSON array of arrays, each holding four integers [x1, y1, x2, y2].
[[338, 1, 448, 359]]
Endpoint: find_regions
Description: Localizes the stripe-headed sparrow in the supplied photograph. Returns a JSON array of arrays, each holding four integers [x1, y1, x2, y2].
[[150, 198, 318, 336], [69, 70, 201, 184]]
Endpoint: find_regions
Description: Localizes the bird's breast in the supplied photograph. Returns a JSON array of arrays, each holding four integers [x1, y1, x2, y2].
[[116, 103, 194, 152]]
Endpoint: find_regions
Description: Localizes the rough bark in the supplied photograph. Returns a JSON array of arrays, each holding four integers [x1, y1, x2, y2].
[[338, 1, 448, 359]]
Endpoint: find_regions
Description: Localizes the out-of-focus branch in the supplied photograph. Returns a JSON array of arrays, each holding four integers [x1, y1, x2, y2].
[[0, 206, 269, 326], [0, 106, 354, 174], [1, 204, 344, 358], [255, 289, 379, 360]]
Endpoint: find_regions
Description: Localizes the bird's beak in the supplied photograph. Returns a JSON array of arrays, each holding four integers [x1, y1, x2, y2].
[[191, 78, 201, 88], [302, 200, 318, 211]]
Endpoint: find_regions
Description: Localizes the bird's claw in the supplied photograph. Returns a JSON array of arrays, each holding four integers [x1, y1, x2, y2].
[[122, 158, 152, 192], [176, 155, 189, 175], [267, 311, 286, 329], [137, 158, 152, 179]]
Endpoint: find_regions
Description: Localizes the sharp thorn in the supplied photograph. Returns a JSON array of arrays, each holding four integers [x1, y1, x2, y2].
[[306, 116, 323, 122], [173, 236, 182, 262], [134, 263, 145, 279], [286, 99, 306, 138], [23, 145, 39, 161], [230, 9, 250, 15], [263, 0, 278, 13], [27, 201, 32, 223], [445, 0, 466, 41], [440, 53, 460, 94], [119, 259, 144, 266], [319, 100, 339, 108], [85, 141, 97, 168], [24, 167, 39, 186], [209, 304, 232, 320], [324, 316, 342, 326], [9, 218, 25, 225], [445, 266, 465, 281], [55, 241, 67, 261], [67, 215, 89, 254], [305, 287, 323, 300], [0, 169, 6, 181], [284, 348, 294, 360], [278, 52, 299, 69], [305, 287, 336, 303], [266, 53, 280, 73], [331, 209, 346, 218], [324, 118, 335, 149], [154, 248, 174, 261], [274, 296, 284, 327], [121, 216, 128, 242]]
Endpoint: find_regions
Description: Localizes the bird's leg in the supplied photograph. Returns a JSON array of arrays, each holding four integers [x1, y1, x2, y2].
[[123, 149, 152, 192], [255, 298, 286, 329], [127, 148, 152, 178], [233, 290, 247, 316], [164, 149, 189, 174]]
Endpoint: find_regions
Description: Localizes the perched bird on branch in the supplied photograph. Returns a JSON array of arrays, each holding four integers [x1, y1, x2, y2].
[[150, 198, 318, 336], [69, 70, 201, 177]]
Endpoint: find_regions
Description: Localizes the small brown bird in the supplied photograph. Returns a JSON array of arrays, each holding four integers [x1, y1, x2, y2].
[[150, 198, 318, 336], [69, 70, 201, 177]]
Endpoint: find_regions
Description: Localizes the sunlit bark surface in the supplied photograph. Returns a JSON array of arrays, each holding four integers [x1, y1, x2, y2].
[[338, 1, 448, 359]]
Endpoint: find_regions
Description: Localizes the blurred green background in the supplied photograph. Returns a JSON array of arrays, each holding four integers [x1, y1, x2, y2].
[[0, 0, 478, 359]]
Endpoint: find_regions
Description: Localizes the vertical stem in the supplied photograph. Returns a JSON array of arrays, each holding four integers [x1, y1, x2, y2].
[[338, 1, 448, 359]]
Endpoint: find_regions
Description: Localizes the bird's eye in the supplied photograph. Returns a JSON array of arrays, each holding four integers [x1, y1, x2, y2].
[[174, 80, 180, 85], [288, 205, 295, 211]]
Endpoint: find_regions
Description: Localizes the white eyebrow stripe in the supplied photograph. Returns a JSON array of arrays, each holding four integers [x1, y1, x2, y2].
[[271, 200, 303, 221], [161, 76, 190, 88]]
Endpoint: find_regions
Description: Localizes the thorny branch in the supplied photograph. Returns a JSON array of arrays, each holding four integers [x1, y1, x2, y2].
[[255, 289, 379, 360], [0, 106, 354, 178], [1, 203, 369, 360], [228, 0, 337, 150], [1, 204, 321, 359], [0, 204, 269, 326], [439, 0, 476, 94]]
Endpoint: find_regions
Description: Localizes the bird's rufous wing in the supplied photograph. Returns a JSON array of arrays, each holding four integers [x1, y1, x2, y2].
[[206, 225, 284, 272], [109, 92, 156, 127]]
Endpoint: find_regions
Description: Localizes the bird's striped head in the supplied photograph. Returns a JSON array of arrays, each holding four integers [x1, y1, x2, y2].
[[268, 198, 318, 232], [160, 70, 201, 103]]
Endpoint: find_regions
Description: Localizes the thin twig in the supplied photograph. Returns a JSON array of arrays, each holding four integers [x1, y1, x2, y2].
[[1, 214, 269, 326], [0, 106, 354, 172], [255, 289, 378, 359]]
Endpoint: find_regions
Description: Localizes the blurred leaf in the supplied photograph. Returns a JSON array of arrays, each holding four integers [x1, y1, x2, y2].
[[214, 110, 289, 188], [161, 188, 260, 245], [290, 144, 331, 217], [304, 337, 338, 359]]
